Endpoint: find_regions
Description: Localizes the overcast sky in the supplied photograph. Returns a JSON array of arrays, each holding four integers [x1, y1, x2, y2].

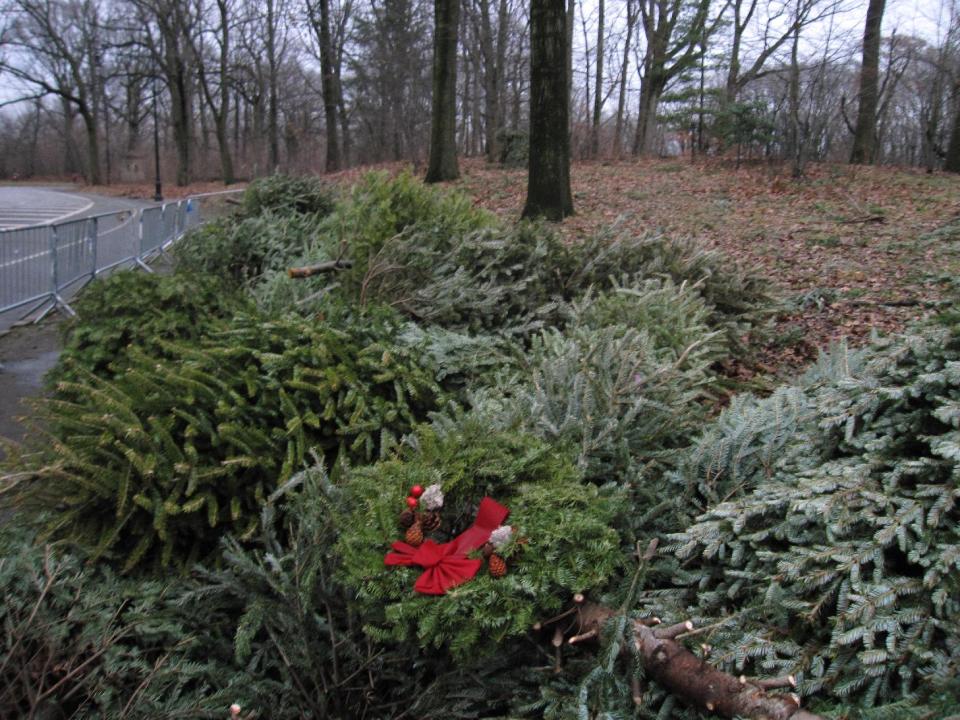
[[885, 0, 947, 39], [0, 0, 953, 118]]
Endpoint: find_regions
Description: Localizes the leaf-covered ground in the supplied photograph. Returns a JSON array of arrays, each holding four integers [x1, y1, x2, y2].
[[62, 159, 960, 374], [453, 158, 960, 373]]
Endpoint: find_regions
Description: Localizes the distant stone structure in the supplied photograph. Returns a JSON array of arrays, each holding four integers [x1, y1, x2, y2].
[[119, 152, 146, 183]]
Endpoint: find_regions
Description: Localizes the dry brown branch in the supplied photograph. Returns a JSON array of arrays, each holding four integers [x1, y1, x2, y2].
[[287, 259, 353, 278], [654, 620, 694, 640], [567, 628, 598, 644], [634, 621, 821, 720], [535, 598, 825, 720]]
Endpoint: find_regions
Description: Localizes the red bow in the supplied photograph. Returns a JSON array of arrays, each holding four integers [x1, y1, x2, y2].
[[384, 497, 509, 595]]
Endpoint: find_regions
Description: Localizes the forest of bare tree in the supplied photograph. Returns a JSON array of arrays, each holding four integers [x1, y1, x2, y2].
[[1, 0, 959, 185]]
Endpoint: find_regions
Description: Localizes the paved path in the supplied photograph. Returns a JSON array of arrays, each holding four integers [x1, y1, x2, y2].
[[0, 187, 156, 332], [0, 187, 94, 229]]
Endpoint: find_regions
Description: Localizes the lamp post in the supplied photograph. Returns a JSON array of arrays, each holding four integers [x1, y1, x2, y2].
[[152, 76, 163, 203]]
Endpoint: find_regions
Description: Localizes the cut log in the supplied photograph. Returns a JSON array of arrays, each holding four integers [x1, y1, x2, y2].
[[633, 621, 821, 720], [287, 259, 353, 278], [539, 600, 824, 720]]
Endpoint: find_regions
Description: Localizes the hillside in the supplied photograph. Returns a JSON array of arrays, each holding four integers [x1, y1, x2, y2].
[[452, 158, 960, 369]]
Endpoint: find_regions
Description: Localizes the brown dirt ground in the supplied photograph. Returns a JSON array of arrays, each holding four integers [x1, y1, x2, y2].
[[327, 158, 960, 369], [449, 157, 960, 371], [77, 180, 247, 200], [2, 159, 957, 444]]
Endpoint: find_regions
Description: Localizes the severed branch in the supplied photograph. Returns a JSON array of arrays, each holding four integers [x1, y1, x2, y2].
[[287, 259, 353, 278], [535, 598, 824, 720], [633, 621, 821, 720], [654, 620, 694, 640], [844, 298, 939, 309], [833, 214, 885, 225]]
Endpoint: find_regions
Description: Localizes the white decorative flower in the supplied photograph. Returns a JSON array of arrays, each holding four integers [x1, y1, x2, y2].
[[420, 484, 444, 510], [489, 525, 513, 550]]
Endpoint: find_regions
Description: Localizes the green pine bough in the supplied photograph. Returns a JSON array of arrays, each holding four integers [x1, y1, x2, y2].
[[13, 173, 940, 719], [337, 420, 624, 658], [654, 321, 960, 715], [12, 313, 445, 573]]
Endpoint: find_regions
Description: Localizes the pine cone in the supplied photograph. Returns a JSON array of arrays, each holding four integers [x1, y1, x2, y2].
[[489, 554, 507, 578], [405, 521, 424, 547], [421, 511, 441, 532], [482, 542, 494, 559], [398, 509, 417, 529]]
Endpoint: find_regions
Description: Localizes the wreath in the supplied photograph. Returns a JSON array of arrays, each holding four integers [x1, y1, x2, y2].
[[385, 484, 515, 594]]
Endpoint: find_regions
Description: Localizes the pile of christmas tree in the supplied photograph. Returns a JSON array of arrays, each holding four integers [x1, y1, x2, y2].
[[1, 174, 957, 719]]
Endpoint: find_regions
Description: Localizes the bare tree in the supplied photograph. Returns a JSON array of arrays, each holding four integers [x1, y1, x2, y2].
[[466, 0, 510, 160], [264, 0, 285, 169], [942, 1, 960, 172], [132, 0, 196, 185], [632, 0, 722, 155], [849, 0, 886, 163], [425, 0, 460, 181], [589, 0, 604, 155], [613, 0, 636, 157], [349, 0, 432, 163], [191, 0, 235, 183], [306, 0, 345, 171], [2, 0, 106, 183], [724, 0, 839, 104], [946, 79, 960, 171], [523, 0, 573, 220]]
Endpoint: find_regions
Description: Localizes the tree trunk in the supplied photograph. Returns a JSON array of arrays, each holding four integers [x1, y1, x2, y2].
[[479, 0, 502, 162], [216, 115, 234, 184], [266, 0, 280, 170], [471, 56, 482, 154], [945, 83, 960, 173], [724, 0, 749, 104], [696, 34, 706, 155], [29, 99, 42, 177], [613, 0, 634, 158], [522, 0, 573, 220], [590, 0, 604, 156], [81, 106, 101, 185], [315, 0, 342, 172], [632, 71, 661, 156], [217, 0, 234, 184], [788, 18, 803, 179], [425, 0, 461, 182], [462, 51, 473, 152], [233, 86, 241, 161], [168, 68, 191, 186], [104, 93, 112, 184], [335, 7, 352, 167], [579, 0, 591, 136], [566, 0, 574, 126], [849, 0, 886, 164]]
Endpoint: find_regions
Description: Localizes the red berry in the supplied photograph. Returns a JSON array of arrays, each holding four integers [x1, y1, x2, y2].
[[406, 496, 418, 509], [410, 485, 424, 498]]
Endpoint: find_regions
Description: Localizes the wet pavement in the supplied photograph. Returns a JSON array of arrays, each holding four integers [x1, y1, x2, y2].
[[0, 186, 154, 333], [0, 187, 93, 229], [0, 317, 62, 450]]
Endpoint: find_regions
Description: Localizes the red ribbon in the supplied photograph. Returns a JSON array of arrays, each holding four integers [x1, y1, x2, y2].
[[384, 497, 509, 595]]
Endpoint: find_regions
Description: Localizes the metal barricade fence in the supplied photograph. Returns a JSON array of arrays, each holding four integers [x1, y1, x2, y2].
[[183, 198, 203, 231], [53, 217, 97, 291], [96, 209, 141, 274], [0, 189, 243, 322], [139, 206, 164, 261], [0, 225, 52, 315], [161, 203, 179, 246]]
